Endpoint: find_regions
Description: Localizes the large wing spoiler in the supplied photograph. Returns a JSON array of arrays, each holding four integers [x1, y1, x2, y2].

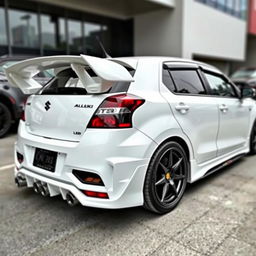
[[4, 55, 135, 94]]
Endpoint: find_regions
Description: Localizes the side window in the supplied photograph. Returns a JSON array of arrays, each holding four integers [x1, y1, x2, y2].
[[204, 72, 236, 97], [162, 69, 176, 92], [170, 70, 206, 95]]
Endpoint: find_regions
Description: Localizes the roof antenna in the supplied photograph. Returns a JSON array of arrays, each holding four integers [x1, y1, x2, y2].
[[95, 36, 111, 58]]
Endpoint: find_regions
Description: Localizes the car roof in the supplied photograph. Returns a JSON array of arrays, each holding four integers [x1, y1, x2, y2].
[[0, 55, 223, 77], [113, 56, 222, 74]]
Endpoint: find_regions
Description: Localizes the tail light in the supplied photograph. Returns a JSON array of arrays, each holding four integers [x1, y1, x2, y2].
[[73, 170, 104, 186], [16, 152, 24, 164], [21, 98, 28, 122], [21, 111, 25, 122], [83, 190, 109, 199], [88, 94, 145, 128]]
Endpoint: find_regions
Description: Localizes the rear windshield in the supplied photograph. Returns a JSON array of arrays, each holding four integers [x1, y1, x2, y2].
[[39, 68, 135, 95]]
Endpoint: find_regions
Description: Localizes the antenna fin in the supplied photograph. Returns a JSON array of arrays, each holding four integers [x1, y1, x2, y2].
[[96, 36, 112, 58]]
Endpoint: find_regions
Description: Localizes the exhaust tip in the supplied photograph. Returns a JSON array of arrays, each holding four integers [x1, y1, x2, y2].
[[66, 192, 79, 207], [33, 182, 41, 193], [40, 184, 50, 197], [15, 175, 27, 187], [14, 177, 20, 187]]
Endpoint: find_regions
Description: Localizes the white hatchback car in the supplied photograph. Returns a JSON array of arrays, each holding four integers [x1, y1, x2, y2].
[[5, 55, 256, 214]]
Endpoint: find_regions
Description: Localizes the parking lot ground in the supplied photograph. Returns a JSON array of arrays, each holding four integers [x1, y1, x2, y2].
[[0, 134, 256, 256]]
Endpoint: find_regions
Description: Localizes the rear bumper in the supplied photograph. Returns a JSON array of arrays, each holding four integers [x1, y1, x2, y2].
[[15, 122, 157, 209], [15, 165, 148, 209]]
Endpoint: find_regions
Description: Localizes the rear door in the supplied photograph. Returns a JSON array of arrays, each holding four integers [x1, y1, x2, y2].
[[202, 71, 251, 156], [161, 64, 219, 164]]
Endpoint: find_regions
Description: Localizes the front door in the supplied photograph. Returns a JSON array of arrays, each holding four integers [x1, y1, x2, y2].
[[203, 71, 251, 156]]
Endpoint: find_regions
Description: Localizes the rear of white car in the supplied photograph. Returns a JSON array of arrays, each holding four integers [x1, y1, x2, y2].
[[9, 55, 160, 209]]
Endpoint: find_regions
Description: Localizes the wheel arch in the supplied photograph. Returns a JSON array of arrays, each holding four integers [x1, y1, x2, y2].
[[156, 136, 191, 181], [144, 133, 194, 182], [249, 117, 256, 154], [159, 136, 190, 163], [147, 130, 194, 160]]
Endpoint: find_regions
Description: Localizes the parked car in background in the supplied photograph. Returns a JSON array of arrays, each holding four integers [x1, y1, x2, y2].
[[0, 56, 52, 137], [231, 67, 256, 89]]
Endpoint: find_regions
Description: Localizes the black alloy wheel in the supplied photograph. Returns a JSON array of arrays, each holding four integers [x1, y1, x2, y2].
[[144, 141, 188, 214], [0, 102, 12, 138]]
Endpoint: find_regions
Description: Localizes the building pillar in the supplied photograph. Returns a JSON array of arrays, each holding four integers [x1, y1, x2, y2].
[[4, 0, 11, 55]]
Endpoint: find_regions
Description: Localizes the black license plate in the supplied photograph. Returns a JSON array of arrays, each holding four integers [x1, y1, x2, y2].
[[33, 148, 57, 172]]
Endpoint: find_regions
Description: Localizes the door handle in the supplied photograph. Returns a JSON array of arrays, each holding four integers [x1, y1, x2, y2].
[[175, 103, 190, 114], [219, 104, 228, 112]]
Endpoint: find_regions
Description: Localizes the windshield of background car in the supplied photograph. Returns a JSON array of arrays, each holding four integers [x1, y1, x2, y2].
[[0, 61, 19, 73], [0, 60, 53, 79], [231, 69, 256, 79]]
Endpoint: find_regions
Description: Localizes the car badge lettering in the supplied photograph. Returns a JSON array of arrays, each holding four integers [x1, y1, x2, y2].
[[74, 104, 93, 109]]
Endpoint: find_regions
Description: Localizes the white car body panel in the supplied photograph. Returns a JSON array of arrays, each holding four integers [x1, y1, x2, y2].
[[25, 94, 106, 141], [7, 56, 256, 209], [215, 97, 251, 156], [160, 84, 219, 164]]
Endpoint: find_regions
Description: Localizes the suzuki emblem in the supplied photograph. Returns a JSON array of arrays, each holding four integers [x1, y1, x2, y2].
[[45, 101, 51, 111]]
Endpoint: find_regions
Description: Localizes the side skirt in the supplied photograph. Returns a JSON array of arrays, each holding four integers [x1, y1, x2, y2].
[[202, 153, 246, 179]]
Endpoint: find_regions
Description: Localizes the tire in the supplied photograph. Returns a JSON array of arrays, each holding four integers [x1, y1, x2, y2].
[[143, 141, 189, 214], [0, 102, 12, 138], [249, 121, 256, 155]]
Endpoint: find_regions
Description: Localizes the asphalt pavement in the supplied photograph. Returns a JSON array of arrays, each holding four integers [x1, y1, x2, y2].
[[0, 133, 256, 256]]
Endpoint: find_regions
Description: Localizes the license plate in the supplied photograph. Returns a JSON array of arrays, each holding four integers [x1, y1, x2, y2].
[[33, 148, 57, 172]]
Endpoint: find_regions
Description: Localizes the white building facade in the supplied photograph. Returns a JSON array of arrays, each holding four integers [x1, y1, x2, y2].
[[0, 0, 250, 73]]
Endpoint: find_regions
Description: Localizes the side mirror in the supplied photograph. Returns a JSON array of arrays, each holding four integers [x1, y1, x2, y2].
[[240, 87, 256, 99]]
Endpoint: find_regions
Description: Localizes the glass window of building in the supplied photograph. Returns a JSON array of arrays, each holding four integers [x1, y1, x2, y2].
[[58, 18, 66, 51], [226, 0, 234, 14], [206, 0, 217, 7], [9, 9, 39, 48], [217, 0, 226, 10], [0, 0, 133, 57], [234, 0, 241, 17], [68, 20, 82, 53], [0, 7, 7, 45], [196, 0, 247, 20], [101, 25, 111, 54], [84, 22, 102, 56], [41, 14, 57, 49], [240, 0, 248, 19], [68, 19, 82, 53]]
